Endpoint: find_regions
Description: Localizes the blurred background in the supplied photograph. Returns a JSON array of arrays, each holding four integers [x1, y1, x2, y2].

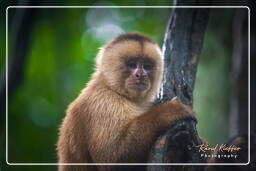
[[0, 0, 252, 170]]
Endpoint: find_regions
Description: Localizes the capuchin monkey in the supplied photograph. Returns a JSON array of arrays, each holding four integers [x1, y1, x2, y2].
[[57, 32, 196, 171]]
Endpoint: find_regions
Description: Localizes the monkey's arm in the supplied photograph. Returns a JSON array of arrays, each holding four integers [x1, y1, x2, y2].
[[90, 99, 196, 165]]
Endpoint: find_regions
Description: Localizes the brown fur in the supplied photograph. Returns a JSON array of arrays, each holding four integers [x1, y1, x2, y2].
[[57, 33, 196, 171]]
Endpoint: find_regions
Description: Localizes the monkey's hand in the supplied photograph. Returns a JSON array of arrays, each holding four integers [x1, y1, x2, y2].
[[153, 99, 197, 129]]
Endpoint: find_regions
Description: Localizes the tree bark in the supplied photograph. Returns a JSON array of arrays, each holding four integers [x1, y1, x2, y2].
[[147, 1, 210, 171]]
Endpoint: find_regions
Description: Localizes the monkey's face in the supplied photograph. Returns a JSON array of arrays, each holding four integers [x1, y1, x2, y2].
[[98, 38, 163, 101], [124, 57, 154, 92]]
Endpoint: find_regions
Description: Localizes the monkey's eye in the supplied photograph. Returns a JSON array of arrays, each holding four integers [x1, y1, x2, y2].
[[127, 61, 137, 69], [143, 63, 154, 70]]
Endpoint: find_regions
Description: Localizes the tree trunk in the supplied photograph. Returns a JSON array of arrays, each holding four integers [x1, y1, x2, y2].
[[229, 8, 248, 138], [147, 1, 210, 171], [0, 0, 37, 146]]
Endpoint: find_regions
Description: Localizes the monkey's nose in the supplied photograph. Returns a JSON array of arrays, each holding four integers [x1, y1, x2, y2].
[[135, 73, 141, 78]]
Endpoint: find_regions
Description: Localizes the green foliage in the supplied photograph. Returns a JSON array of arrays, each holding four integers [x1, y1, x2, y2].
[[194, 8, 234, 145]]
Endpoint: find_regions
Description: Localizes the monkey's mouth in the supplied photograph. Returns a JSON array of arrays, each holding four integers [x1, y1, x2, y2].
[[128, 80, 149, 91]]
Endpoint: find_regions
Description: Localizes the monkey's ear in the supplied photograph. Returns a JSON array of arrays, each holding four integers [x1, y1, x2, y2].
[[95, 47, 105, 70]]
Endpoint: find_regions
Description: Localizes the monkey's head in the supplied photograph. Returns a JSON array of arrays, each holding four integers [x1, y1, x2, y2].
[[95, 32, 163, 103]]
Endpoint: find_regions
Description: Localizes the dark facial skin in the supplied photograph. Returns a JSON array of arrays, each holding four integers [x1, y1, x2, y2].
[[125, 57, 155, 91]]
